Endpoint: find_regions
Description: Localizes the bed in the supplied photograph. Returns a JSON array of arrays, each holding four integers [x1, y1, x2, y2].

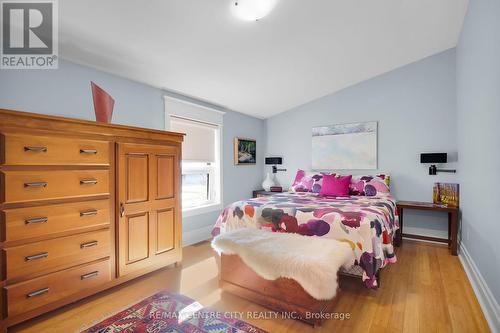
[[212, 190, 399, 289]]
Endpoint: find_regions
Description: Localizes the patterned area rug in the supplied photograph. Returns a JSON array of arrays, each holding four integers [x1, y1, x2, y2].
[[80, 289, 268, 333]]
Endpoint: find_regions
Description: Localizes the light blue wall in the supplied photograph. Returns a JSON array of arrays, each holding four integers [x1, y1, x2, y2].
[[266, 49, 458, 238], [0, 60, 165, 129], [456, 0, 500, 311], [0, 59, 266, 244]]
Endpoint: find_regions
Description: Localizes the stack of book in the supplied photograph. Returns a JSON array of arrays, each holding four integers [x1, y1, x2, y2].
[[433, 183, 460, 207]]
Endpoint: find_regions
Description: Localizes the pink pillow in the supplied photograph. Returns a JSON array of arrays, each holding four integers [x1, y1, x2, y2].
[[320, 175, 352, 197], [292, 169, 306, 185], [290, 170, 312, 192]]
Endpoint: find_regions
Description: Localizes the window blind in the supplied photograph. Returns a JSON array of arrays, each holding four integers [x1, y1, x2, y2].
[[170, 117, 217, 163]]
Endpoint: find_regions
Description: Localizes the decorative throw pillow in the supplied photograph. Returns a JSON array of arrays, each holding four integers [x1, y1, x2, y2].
[[290, 170, 313, 192], [292, 169, 306, 186], [320, 174, 352, 197], [290, 170, 334, 193], [349, 174, 391, 196], [309, 173, 328, 193]]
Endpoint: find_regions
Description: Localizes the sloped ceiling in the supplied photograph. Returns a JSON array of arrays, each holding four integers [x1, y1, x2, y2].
[[60, 0, 468, 118]]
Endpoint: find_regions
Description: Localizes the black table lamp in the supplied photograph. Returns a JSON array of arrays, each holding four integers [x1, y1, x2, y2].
[[265, 157, 286, 174], [420, 153, 456, 175]]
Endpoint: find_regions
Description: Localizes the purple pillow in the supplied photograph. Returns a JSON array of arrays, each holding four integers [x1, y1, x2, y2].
[[350, 174, 391, 196], [320, 175, 352, 197], [290, 170, 335, 193]]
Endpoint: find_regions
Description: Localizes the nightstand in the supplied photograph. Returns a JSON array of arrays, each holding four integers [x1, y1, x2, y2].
[[396, 201, 459, 255], [252, 189, 283, 198]]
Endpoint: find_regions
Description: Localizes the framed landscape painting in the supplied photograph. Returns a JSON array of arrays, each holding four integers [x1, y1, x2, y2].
[[312, 121, 377, 170], [234, 138, 256, 165]]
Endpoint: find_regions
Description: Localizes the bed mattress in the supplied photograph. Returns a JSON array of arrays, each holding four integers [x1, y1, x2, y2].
[[212, 192, 399, 288]]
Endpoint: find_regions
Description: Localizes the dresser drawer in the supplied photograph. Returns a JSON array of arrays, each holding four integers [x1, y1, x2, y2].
[[2, 200, 110, 242], [5, 259, 111, 317], [1, 170, 109, 204], [4, 229, 110, 281], [1, 133, 110, 166]]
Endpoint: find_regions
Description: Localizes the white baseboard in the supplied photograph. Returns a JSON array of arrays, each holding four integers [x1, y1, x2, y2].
[[182, 225, 214, 247], [459, 243, 500, 333]]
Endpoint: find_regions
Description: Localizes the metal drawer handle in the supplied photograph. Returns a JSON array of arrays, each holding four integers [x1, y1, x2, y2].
[[27, 287, 49, 298], [80, 241, 98, 249], [80, 179, 97, 185], [80, 210, 98, 217], [25, 217, 48, 225], [24, 146, 47, 153], [24, 182, 47, 188], [81, 271, 99, 280], [25, 252, 48, 261], [80, 149, 97, 155]]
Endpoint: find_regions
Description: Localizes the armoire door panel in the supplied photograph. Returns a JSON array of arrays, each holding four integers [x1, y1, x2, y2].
[[125, 154, 149, 203], [126, 212, 149, 264], [117, 143, 180, 277], [156, 209, 174, 254], [156, 155, 174, 200]]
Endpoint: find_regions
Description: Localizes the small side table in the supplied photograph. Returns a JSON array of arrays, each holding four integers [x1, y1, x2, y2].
[[253, 189, 283, 198], [396, 201, 459, 255]]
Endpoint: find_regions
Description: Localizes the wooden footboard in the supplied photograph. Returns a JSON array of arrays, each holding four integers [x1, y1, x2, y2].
[[220, 254, 340, 327]]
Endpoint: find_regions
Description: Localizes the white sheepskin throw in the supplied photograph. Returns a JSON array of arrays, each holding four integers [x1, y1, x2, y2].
[[211, 229, 354, 300]]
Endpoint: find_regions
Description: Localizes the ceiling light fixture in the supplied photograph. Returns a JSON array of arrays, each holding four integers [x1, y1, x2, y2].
[[231, 0, 278, 21]]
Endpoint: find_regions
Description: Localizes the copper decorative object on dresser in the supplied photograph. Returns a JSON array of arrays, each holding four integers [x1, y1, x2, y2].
[[91, 82, 115, 123], [0, 109, 183, 333]]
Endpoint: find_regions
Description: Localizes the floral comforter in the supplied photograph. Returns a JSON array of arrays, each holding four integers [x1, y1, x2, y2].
[[212, 192, 399, 288]]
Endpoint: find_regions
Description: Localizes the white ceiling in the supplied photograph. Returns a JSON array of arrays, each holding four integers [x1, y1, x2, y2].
[[59, 0, 468, 119]]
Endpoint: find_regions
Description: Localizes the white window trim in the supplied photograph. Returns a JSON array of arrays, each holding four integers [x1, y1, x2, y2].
[[163, 94, 225, 218], [182, 202, 224, 218]]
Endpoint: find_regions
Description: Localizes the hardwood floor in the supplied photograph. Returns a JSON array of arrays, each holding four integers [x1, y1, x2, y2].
[[11, 240, 490, 333]]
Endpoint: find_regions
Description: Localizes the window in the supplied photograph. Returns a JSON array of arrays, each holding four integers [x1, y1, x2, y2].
[[166, 100, 223, 216], [182, 162, 215, 209]]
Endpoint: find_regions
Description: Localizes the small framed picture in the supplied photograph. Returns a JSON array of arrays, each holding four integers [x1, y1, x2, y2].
[[234, 138, 256, 165]]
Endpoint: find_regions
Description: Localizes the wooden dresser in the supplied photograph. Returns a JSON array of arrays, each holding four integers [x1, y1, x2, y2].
[[0, 109, 183, 332]]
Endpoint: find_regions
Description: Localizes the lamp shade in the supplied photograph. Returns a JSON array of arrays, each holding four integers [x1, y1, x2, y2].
[[265, 157, 282, 165], [420, 153, 447, 164]]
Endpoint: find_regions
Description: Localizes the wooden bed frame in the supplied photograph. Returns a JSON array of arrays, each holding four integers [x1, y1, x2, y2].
[[220, 254, 341, 327]]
